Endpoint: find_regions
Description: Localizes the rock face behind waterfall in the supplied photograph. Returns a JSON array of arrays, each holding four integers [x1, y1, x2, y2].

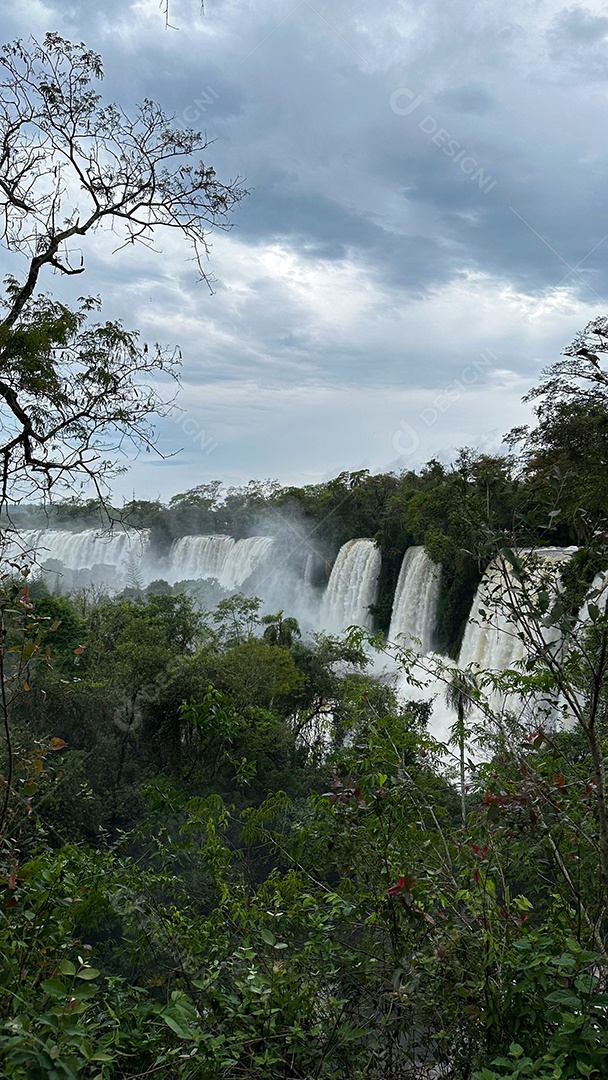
[[321, 539, 381, 634], [388, 546, 441, 653]]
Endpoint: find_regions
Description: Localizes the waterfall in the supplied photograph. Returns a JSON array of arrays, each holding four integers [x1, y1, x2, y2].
[[2, 528, 275, 594], [303, 551, 315, 586], [458, 548, 575, 714], [2, 527, 149, 577], [458, 559, 526, 675], [168, 534, 274, 589], [388, 546, 441, 652], [578, 571, 608, 623], [218, 537, 275, 589], [168, 535, 235, 582], [321, 539, 381, 634]]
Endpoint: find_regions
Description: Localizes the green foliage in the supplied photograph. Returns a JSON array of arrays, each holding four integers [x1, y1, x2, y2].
[[8, 305, 608, 1074]]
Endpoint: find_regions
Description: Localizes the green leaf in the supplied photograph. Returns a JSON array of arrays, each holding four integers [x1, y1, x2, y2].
[[260, 927, 276, 947], [160, 1010, 196, 1040], [59, 959, 76, 977], [41, 977, 67, 999], [76, 967, 100, 981], [70, 982, 98, 1000], [546, 989, 581, 1009]]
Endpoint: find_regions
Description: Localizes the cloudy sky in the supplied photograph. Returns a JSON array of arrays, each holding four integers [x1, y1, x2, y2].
[[2, 0, 608, 500]]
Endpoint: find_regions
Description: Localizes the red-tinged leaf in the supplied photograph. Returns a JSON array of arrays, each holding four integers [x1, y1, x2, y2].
[[422, 912, 435, 925], [387, 872, 415, 897], [482, 790, 495, 805], [49, 620, 62, 632], [50, 738, 67, 751], [5, 897, 17, 908], [23, 682, 30, 692], [73, 645, 85, 655], [473, 869, 480, 884], [8, 871, 17, 891], [471, 844, 488, 857], [553, 773, 566, 789]]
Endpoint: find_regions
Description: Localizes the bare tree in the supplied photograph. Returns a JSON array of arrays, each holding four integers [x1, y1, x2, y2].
[[0, 33, 245, 508]]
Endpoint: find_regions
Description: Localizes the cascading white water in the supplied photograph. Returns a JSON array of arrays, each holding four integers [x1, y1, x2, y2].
[[458, 560, 526, 676], [2, 528, 150, 576], [218, 537, 275, 589], [388, 546, 441, 653], [1, 528, 275, 594], [321, 538, 381, 634], [167, 534, 274, 589], [303, 551, 315, 586], [578, 571, 608, 623], [458, 548, 575, 715], [168, 535, 235, 582]]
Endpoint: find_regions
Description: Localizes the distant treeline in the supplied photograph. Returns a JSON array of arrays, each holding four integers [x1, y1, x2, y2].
[[4, 449, 588, 654]]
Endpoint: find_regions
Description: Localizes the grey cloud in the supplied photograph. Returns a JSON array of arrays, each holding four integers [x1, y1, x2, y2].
[[547, 5, 608, 78], [435, 84, 497, 115], [1, 0, 608, 491]]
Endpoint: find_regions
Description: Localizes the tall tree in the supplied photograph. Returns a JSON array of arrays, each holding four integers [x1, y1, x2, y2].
[[0, 34, 244, 508], [508, 317, 608, 541]]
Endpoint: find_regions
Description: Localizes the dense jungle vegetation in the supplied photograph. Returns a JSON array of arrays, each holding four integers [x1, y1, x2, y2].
[[4, 362, 608, 1076], [2, 32, 608, 1080]]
